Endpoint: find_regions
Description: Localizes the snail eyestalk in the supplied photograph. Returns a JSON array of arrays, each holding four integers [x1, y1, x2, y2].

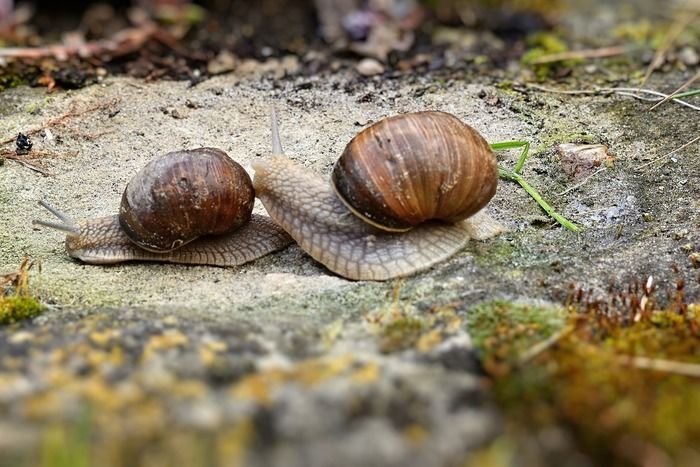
[[271, 107, 283, 155], [33, 200, 81, 235], [492, 140, 580, 232]]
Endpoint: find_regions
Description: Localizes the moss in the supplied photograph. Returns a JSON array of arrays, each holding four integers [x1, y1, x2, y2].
[[0, 74, 27, 92], [473, 238, 517, 268], [367, 289, 465, 353], [466, 300, 565, 376], [37, 413, 255, 467], [378, 316, 425, 352], [613, 19, 672, 47], [1, 257, 45, 325], [0, 296, 45, 325], [521, 32, 579, 81], [25, 99, 47, 115], [496, 80, 513, 90], [468, 284, 700, 465]]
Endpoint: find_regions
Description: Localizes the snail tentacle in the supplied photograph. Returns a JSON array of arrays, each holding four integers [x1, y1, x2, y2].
[[33, 200, 80, 234], [271, 107, 284, 155]]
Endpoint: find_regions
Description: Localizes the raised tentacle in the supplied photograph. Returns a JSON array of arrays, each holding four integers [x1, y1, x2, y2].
[[33, 200, 80, 235], [271, 107, 284, 155]]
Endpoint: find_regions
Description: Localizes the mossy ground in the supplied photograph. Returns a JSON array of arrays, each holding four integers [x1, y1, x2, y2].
[[0, 258, 44, 325], [466, 281, 700, 466], [1, 0, 699, 465], [0, 296, 44, 325]]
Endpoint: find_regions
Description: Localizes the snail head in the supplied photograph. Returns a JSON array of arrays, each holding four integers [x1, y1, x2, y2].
[[33, 201, 122, 263]]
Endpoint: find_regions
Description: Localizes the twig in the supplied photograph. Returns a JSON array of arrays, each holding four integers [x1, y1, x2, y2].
[[517, 325, 576, 365], [528, 45, 630, 65], [1, 149, 78, 176], [640, 11, 698, 87], [649, 70, 700, 110], [610, 87, 700, 111], [0, 23, 158, 60], [0, 98, 120, 145], [618, 355, 700, 378], [1, 149, 78, 160], [525, 84, 700, 111], [557, 167, 607, 196], [2, 156, 51, 176], [524, 84, 611, 95], [614, 92, 660, 102], [636, 135, 700, 171]]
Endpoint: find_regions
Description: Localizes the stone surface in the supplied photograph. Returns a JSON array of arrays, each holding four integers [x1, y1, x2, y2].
[[1, 8, 699, 463]]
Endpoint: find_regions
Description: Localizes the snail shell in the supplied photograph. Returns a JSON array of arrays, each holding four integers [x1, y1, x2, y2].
[[119, 148, 254, 252], [252, 110, 503, 281], [332, 111, 498, 232], [34, 148, 292, 266]]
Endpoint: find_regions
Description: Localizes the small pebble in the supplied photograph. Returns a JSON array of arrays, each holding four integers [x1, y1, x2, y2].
[[9, 331, 34, 344], [678, 46, 699, 67], [356, 58, 385, 77], [15, 133, 32, 154], [674, 229, 689, 240], [207, 50, 237, 75], [557, 143, 613, 179]]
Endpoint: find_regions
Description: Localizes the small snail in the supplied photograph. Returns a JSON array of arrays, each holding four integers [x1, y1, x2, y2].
[[34, 148, 292, 266], [252, 110, 504, 281]]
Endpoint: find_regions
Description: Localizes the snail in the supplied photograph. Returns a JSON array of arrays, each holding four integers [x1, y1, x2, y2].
[[252, 109, 504, 281], [33, 148, 292, 266]]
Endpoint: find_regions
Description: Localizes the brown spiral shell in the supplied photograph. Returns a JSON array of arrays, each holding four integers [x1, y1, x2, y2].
[[119, 147, 254, 252], [331, 111, 498, 232]]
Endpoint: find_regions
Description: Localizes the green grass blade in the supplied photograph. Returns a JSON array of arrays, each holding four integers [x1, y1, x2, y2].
[[491, 141, 579, 232]]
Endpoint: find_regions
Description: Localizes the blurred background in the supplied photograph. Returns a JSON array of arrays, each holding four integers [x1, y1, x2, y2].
[[0, 0, 697, 87]]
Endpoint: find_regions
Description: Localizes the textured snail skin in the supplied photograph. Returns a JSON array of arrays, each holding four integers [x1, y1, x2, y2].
[[64, 214, 292, 266], [119, 148, 254, 253], [332, 111, 498, 232], [253, 155, 503, 281]]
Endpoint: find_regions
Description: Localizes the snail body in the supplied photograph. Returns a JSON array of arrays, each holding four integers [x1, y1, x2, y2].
[[253, 110, 504, 281], [35, 148, 292, 266]]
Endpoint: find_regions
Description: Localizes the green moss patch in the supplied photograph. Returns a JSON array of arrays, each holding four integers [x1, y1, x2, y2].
[[521, 32, 580, 81], [467, 285, 700, 465], [1, 257, 45, 325], [0, 295, 44, 324]]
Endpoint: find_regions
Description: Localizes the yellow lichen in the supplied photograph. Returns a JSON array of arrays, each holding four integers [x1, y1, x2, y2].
[[367, 295, 464, 353], [199, 339, 228, 366], [89, 329, 121, 347], [216, 419, 255, 467], [350, 361, 380, 384], [231, 355, 376, 406], [141, 329, 190, 361], [403, 424, 429, 447]]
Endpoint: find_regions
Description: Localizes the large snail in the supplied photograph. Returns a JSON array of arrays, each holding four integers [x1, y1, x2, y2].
[[252, 110, 504, 281], [33, 148, 292, 266]]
